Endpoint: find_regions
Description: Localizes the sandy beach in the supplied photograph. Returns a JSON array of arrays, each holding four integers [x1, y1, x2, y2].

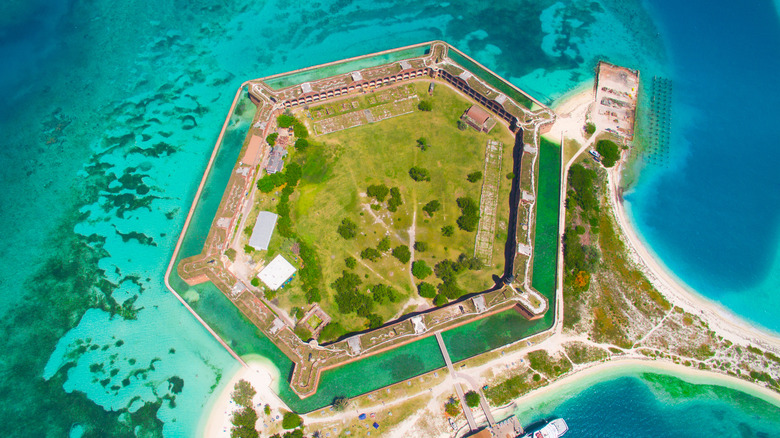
[[546, 82, 780, 354], [200, 355, 288, 438], [509, 357, 780, 414], [607, 164, 780, 353]]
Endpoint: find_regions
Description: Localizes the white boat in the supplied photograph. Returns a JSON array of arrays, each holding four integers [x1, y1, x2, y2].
[[521, 418, 568, 438]]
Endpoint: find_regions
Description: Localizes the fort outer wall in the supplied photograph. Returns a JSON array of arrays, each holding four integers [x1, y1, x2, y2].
[[166, 41, 557, 400]]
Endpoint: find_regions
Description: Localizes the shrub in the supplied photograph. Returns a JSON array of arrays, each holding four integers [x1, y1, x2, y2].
[[412, 260, 432, 279], [585, 122, 596, 135], [391, 245, 411, 264], [367, 184, 390, 202], [293, 122, 309, 138], [377, 236, 391, 252], [231, 407, 259, 438], [231, 379, 256, 407], [464, 391, 480, 408], [360, 247, 382, 262], [294, 138, 309, 151], [365, 313, 382, 329], [467, 171, 482, 183], [333, 396, 350, 412], [456, 197, 480, 232], [506, 172, 515, 180], [251, 277, 260, 287], [596, 139, 621, 167], [345, 256, 357, 269], [225, 248, 237, 262], [370, 284, 398, 303], [409, 166, 430, 182], [282, 412, 302, 429], [441, 225, 454, 237], [414, 241, 428, 252], [417, 282, 436, 298], [319, 322, 345, 342], [294, 325, 311, 341], [277, 114, 296, 128], [433, 293, 448, 306], [418, 100, 432, 111], [332, 271, 373, 316], [444, 397, 460, 416], [568, 164, 599, 212], [387, 187, 403, 211], [416, 137, 430, 151], [256, 172, 285, 193], [422, 200, 440, 217], [244, 244, 255, 253], [305, 288, 321, 303], [266, 132, 278, 146], [457, 119, 468, 131], [337, 218, 358, 239]]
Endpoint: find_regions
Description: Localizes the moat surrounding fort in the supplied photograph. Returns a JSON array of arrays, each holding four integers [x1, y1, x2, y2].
[[166, 42, 561, 407]]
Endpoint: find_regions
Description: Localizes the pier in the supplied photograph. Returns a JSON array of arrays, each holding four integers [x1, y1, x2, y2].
[[435, 331, 497, 432]]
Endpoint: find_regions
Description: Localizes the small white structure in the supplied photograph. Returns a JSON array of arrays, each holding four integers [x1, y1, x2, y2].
[[347, 335, 362, 355], [517, 243, 532, 256], [258, 254, 297, 290], [410, 315, 427, 335], [473, 295, 487, 313], [301, 82, 313, 94], [399, 60, 412, 70], [350, 71, 363, 82]]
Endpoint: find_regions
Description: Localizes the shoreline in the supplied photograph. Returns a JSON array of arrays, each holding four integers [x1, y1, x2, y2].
[[508, 358, 780, 415], [199, 355, 287, 438], [607, 164, 780, 353]]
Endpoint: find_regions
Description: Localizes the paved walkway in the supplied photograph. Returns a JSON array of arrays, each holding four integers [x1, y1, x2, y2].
[[435, 332, 477, 432]]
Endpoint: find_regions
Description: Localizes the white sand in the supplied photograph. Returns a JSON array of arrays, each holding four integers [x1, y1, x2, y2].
[[545, 83, 594, 146], [510, 358, 780, 412], [200, 355, 289, 438], [607, 164, 780, 353]]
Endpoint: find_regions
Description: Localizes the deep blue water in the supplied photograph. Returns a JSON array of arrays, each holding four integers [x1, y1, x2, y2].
[[515, 371, 780, 437], [1, 0, 778, 436], [625, 0, 780, 331]]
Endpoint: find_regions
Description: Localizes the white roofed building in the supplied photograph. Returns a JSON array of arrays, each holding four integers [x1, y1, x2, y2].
[[257, 254, 297, 290], [248, 211, 278, 251]]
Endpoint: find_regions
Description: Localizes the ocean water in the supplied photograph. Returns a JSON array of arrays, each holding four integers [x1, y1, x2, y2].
[[515, 370, 780, 437], [1, 0, 778, 436], [623, 0, 780, 332]]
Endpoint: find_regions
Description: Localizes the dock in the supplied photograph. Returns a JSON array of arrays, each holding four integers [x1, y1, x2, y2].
[[435, 331, 499, 432]]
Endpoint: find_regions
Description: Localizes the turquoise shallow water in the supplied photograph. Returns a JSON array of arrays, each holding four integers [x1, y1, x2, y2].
[[1, 0, 779, 435]]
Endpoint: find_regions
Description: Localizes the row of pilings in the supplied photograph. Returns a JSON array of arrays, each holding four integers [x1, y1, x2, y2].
[[643, 76, 673, 167]]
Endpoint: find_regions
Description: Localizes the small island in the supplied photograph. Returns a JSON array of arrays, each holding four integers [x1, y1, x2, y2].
[[163, 42, 780, 438], [172, 41, 555, 399]]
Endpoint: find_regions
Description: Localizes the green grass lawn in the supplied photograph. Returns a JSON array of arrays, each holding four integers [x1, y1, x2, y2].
[[272, 82, 516, 333]]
